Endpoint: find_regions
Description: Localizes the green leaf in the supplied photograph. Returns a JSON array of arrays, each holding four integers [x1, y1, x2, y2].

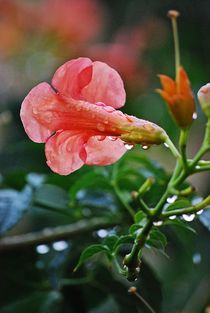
[[0, 186, 32, 235], [134, 211, 147, 223], [148, 229, 167, 250], [33, 184, 69, 211], [103, 235, 119, 251], [164, 218, 196, 234], [129, 223, 143, 235], [74, 244, 111, 271], [113, 235, 134, 251], [165, 199, 191, 211]]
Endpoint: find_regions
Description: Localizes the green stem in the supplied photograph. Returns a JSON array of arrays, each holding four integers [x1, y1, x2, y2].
[[170, 13, 181, 83], [179, 128, 189, 169], [139, 199, 151, 216], [165, 136, 180, 158], [0, 217, 118, 252], [162, 195, 210, 217]]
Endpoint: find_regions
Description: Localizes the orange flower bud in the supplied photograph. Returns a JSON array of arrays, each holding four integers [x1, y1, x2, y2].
[[156, 66, 196, 128]]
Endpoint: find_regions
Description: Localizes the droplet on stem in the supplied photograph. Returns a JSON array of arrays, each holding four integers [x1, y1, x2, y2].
[[142, 145, 150, 150], [124, 143, 134, 150], [153, 221, 163, 226], [182, 213, 195, 222], [169, 215, 176, 220], [192, 112, 197, 120], [167, 195, 177, 204]]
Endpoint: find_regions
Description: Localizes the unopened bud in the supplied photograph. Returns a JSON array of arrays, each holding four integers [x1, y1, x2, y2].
[[120, 117, 167, 145], [128, 286, 137, 294], [197, 83, 210, 118], [167, 10, 180, 19]]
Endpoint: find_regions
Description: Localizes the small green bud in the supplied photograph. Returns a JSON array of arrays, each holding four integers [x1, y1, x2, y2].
[[197, 83, 210, 117]]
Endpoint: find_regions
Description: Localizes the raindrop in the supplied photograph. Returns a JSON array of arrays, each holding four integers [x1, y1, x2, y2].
[[167, 195, 178, 204], [153, 221, 163, 226], [97, 135, 106, 141], [192, 112, 197, 120], [197, 209, 203, 215], [164, 142, 169, 148], [108, 136, 117, 141], [36, 244, 49, 254], [91, 113, 96, 118], [96, 102, 106, 107], [182, 213, 195, 222], [169, 215, 176, 220], [104, 120, 109, 124], [97, 123, 105, 131], [103, 106, 115, 113], [32, 107, 38, 114], [124, 143, 134, 150], [142, 145, 150, 150], [53, 240, 68, 251], [97, 229, 108, 238], [192, 252, 202, 264]]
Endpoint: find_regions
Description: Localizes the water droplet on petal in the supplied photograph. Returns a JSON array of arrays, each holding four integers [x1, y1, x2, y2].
[[97, 123, 105, 131], [32, 107, 38, 114], [103, 106, 115, 113], [182, 213, 195, 222], [169, 215, 177, 220], [97, 135, 106, 141], [96, 102, 106, 107], [108, 136, 117, 141], [91, 113, 96, 118], [104, 120, 109, 124], [153, 221, 163, 226], [167, 195, 177, 203], [142, 145, 150, 150], [164, 142, 169, 148], [192, 112, 197, 120], [192, 252, 202, 264], [124, 143, 134, 150], [197, 209, 203, 215]]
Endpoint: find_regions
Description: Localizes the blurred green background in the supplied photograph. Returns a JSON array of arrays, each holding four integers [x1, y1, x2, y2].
[[0, 0, 210, 312]]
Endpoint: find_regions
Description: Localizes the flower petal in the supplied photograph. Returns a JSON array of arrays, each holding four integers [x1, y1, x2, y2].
[[20, 82, 57, 143], [81, 61, 126, 109], [85, 136, 127, 166], [51, 57, 93, 99], [45, 130, 88, 175], [158, 74, 176, 96]]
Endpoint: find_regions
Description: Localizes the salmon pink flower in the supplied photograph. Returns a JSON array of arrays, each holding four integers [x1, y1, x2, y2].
[[20, 57, 166, 175], [156, 67, 196, 128]]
